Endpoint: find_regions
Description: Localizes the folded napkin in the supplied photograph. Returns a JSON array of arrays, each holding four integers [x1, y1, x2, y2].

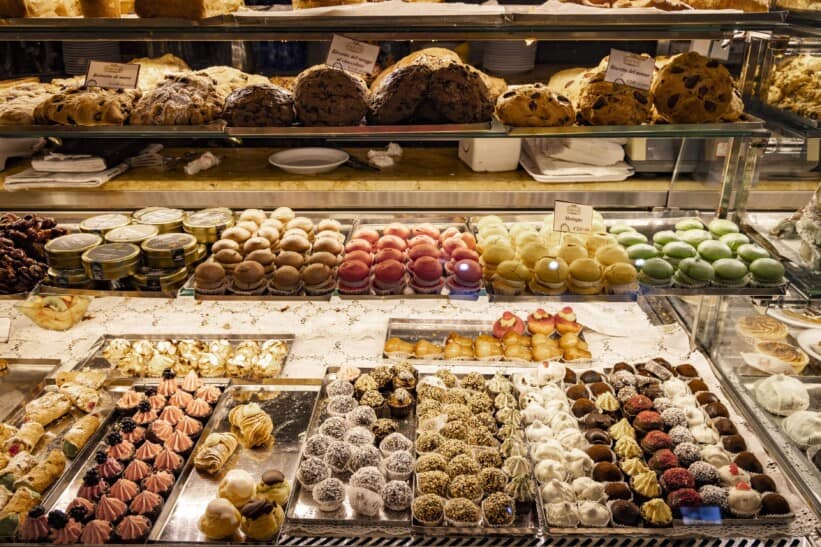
[[4, 162, 128, 191], [521, 139, 633, 183]]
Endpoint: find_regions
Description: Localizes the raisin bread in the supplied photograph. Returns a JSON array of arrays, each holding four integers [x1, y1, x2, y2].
[[0, 0, 79, 17], [293, 64, 368, 126], [130, 72, 223, 125], [651, 52, 734, 123], [195, 66, 270, 100], [495, 84, 575, 127], [223, 84, 294, 127], [34, 87, 140, 126], [577, 58, 652, 125], [0, 82, 58, 125], [128, 53, 190, 90]]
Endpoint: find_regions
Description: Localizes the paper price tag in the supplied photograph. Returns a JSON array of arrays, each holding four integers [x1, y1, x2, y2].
[[0, 317, 10, 343], [84, 61, 140, 90], [326, 35, 380, 76], [604, 49, 655, 91], [553, 201, 594, 234]]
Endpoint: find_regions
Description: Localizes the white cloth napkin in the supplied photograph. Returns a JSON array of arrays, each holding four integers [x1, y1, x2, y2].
[[530, 138, 626, 167], [525, 0, 741, 14], [521, 138, 633, 183], [4, 162, 128, 191]]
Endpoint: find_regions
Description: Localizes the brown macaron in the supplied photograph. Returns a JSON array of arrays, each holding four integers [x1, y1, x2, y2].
[[302, 263, 332, 286], [233, 261, 265, 291], [195, 261, 226, 291], [275, 251, 305, 269], [272, 265, 301, 291]]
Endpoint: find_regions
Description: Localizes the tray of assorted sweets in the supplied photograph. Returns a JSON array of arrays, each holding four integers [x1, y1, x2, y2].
[[1, 370, 115, 540], [152, 383, 320, 543], [0, 359, 61, 423], [383, 308, 592, 365], [286, 365, 418, 536], [35, 373, 226, 544], [69, 334, 293, 384]]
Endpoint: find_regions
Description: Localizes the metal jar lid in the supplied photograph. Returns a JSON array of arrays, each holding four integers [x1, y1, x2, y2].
[[79, 213, 131, 235], [105, 224, 159, 244], [141, 233, 199, 268], [44, 233, 103, 269], [81, 243, 141, 281], [132, 266, 189, 292], [46, 267, 90, 288], [133, 207, 184, 233], [183, 208, 235, 244]]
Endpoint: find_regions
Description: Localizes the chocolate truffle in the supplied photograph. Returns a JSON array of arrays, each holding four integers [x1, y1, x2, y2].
[[733, 452, 763, 474], [704, 402, 729, 419], [648, 449, 680, 472], [613, 362, 636, 373], [572, 398, 596, 418], [660, 467, 695, 492], [566, 384, 589, 401], [589, 382, 613, 397], [750, 474, 776, 493], [689, 461, 720, 487], [611, 500, 641, 526], [667, 488, 702, 517], [586, 445, 615, 463], [580, 370, 603, 384], [641, 431, 672, 453], [673, 442, 702, 468], [624, 395, 653, 416], [592, 462, 623, 482], [675, 364, 699, 378], [642, 383, 665, 401], [583, 411, 615, 430], [699, 485, 729, 513], [688, 379, 710, 394], [760, 493, 791, 516], [696, 392, 720, 406], [712, 418, 738, 436], [564, 368, 577, 384], [584, 429, 611, 445], [605, 482, 633, 501], [722, 435, 747, 453], [634, 410, 664, 433]]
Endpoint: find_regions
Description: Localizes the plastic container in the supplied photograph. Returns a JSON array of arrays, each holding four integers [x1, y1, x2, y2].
[[458, 138, 522, 172]]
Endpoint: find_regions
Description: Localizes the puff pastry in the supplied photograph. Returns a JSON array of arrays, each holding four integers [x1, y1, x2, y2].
[[413, 340, 444, 359], [228, 403, 273, 448], [3, 423, 44, 455], [24, 392, 71, 426], [13, 449, 65, 493], [383, 337, 415, 358], [55, 370, 107, 390], [0, 425, 18, 447], [62, 414, 101, 458], [194, 432, 239, 475], [59, 382, 100, 413]]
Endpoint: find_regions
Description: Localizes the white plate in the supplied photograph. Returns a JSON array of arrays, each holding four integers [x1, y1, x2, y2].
[[767, 307, 821, 330], [268, 147, 349, 174], [796, 329, 821, 362]]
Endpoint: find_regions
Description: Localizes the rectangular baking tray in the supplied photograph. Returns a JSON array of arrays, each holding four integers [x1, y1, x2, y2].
[[188, 214, 356, 302], [68, 333, 295, 386], [410, 365, 544, 536], [151, 382, 321, 543], [383, 317, 590, 367], [284, 366, 413, 537], [0, 359, 61, 421], [467, 213, 787, 300], [337, 215, 480, 301]]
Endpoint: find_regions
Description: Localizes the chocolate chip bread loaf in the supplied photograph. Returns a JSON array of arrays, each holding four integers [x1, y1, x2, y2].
[[651, 52, 734, 123], [196, 66, 270, 100], [134, 0, 242, 19], [223, 84, 294, 127], [426, 62, 494, 124], [367, 63, 431, 124], [34, 87, 141, 126], [293, 64, 368, 126], [130, 72, 223, 125], [496, 84, 575, 127], [0, 82, 58, 125], [577, 58, 652, 126]]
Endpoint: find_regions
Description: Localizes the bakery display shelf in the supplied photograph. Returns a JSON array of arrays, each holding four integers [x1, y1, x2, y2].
[[0, 124, 228, 139], [68, 333, 294, 386], [151, 383, 320, 543], [285, 366, 415, 537], [506, 116, 770, 139], [0, 359, 62, 422], [383, 317, 592, 367], [226, 122, 496, 140]]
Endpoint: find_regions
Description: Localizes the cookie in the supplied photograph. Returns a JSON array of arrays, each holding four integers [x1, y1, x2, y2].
[[131, 72, 223, 125], [495, 84, 575, 127], [34, 86, 141, 126], [293, 65, 369, 126], [223, 84, 295, 127], [651, 52, 734, 123], [577, 58, 651, 126]]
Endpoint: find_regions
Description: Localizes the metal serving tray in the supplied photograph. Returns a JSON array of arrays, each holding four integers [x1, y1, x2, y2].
[[383, 318, 590, 367], [151, 383, 321, 543], [70, 333, 295, 385], [338, 215, 477, 301], [285, 366, 414, 537], [411, 366, 544, 537], [0, 359, 61, 420]]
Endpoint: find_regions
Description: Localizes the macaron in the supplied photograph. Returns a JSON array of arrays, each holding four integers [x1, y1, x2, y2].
[[638, 258, 675, 287], [271, 207, 295, 224], [345, 239, 372, 254], [737, 244, 770, 266], [529, 256, 569, 295], [408, 243, 441, 261], [697, 240, 733, 262], [586, 232, 617, 256], [374, 248, 405, 264], [749, 258, 785, 287], [373, 259, 407, 294], [306, 251, 341, 268], [609, 223, 636, 235], [708, 219, 739, 238], [558, 242, 588, 265], [491, 260, 531, 296], [673, 257, 715, 288], [604, 263, 638, 295], [595, 245, 630, 267], [243, 237, 270, 254], [230, 261, 266, 295], [408, 235, 437, 248], [383, 223, 411, 240], [627, 243, 660, 267], [376, 234, 408, 252], [413, 223, 440, 240], [720, 233, 750, 252], [194, 262, 227, 295], [481, 243, 516, 268], [675, 218, 705, 231], [617, 232, 648, 248], [678, 230, 712, 248], [275, 250, 305, 269], [446, 259, 483, 295], [662, 241, 697, 268], [279, 233, 311, 254], [337, 260, 371, 294], [302, 263, 335, 295], [712, 258, 749, 287], [409, 256, 444, 294], [653, 230, 680, 248], [312, 237, 343, 256], [245, 248, 276, 275], [212, 239, 240, 254], [567, 258, 603, 295], [351, 228, 379, 244], [213, 248, 243, 273]]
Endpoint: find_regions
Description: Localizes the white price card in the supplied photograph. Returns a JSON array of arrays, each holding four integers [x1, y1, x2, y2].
[[604, 49, 655, 90], [84, 61, 140, 90], [553, 201, 594, 234], [326, 35, 380, 76], [0, 317, 10, 343]]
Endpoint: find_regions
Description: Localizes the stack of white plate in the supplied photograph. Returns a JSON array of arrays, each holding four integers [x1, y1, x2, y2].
[[482, 40, 536, 74], [62, 42, 121, 76]]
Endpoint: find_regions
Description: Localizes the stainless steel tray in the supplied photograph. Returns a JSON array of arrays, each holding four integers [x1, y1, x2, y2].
[[70, 333, 295, 385], [411, 366, 544, 536], [151, 383, 321, 543], [383, 317, 589, 367], [285, 366, 414, 537], [0, 359, 61, 420]]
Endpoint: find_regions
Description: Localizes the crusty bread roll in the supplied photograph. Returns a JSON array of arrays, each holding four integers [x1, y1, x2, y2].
[[0, 0, 80, 17]]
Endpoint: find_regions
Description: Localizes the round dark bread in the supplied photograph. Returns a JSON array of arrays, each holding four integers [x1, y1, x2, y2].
[[651, 52, 734, 124], [367, 63, 432, 125], [293, 65, 368, 126], [495, 83, 575, 127], [426, 62, 494, 124], [223, 84, 294, 127]]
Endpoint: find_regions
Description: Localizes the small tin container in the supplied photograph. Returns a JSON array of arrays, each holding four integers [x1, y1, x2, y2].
[[46, 267, 93, 288], [79, 214, 131, 235], [133, 207, 184, 234], [81, 243, 141, 281], [44, 233, 103, 270], [132, 266, 189, 293], [141, 233, 199, 269], [183, 208, 235, 244], [105, 224, 159, 244]]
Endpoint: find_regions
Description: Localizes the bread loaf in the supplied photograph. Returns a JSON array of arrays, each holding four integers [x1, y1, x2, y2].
[[684, 0, 767, 10], [293, 64, 368, 126], [34, 87, 141, 126], [131, 72, 223, 125], [292, 0, 364, 8], [547, 67, 590, 108], [0, 0, 79, 16], [0, 82, 58, 125], [651, 52, 734, 123], [269, 76, 296, 92], [496, 83, 575, 127], [79, 0, 119, 17], [128, 53, 190, 90], [223, 84, 294, 127], [195, 66, 270, 99], [135, 0, 241, 19], [577, 57, 652, 125], [767, 55, 821, 121]]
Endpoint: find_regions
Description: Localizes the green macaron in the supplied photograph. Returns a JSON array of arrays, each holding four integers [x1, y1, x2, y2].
[[708, 219, 740, 238], [698, 240, 733, 262], [674, 257, 715, 288], [653, 230, 680, 248], [663, 241, 698, 259], [609, 223, 637, 235], [712, 258, 749, 287], [617, 231, 649, 248], [720, 232, 750, 252], [675, 218, 705, 231], [678, 229, 712, 248], [749, 258, 785, 286], [736, 243, 770, 265], [638, 258, 675, 287], [627, 243, 660, 262]]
